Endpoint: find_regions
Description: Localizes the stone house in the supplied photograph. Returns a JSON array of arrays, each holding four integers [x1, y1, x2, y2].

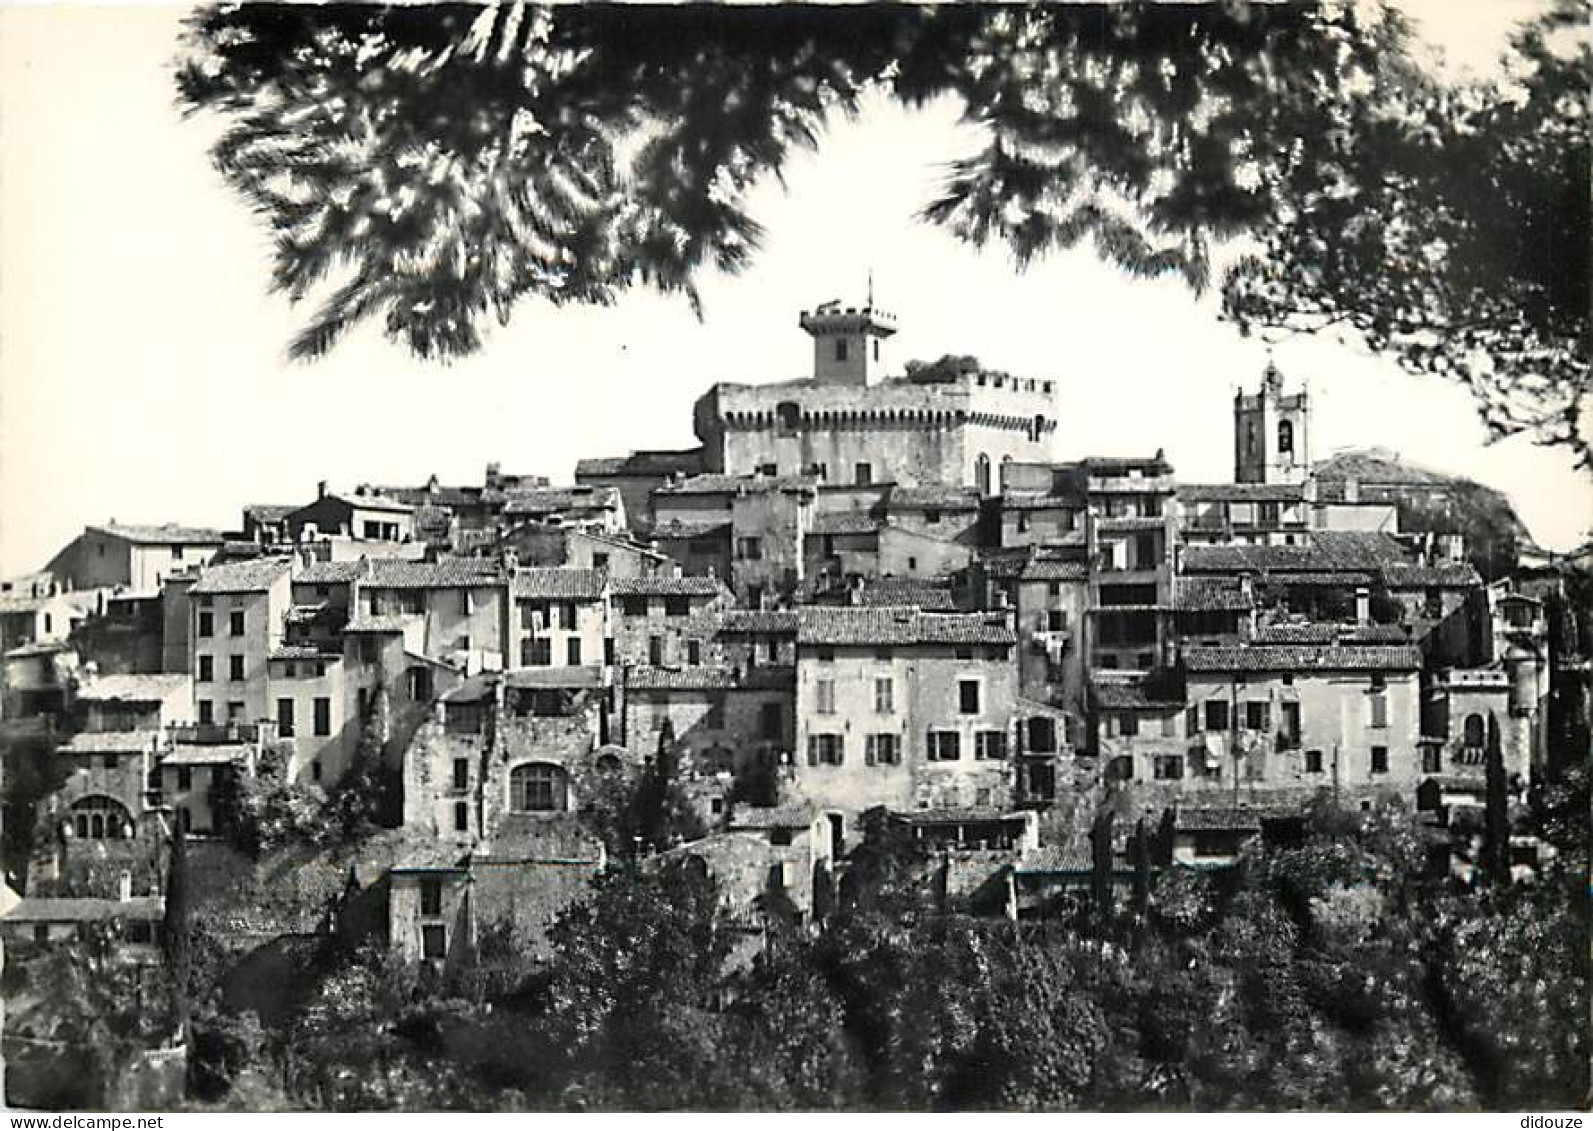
[[609, 574, 733, 668], [509, 568, 609, 671], [500, 484, 628, 534], [575, 447, 708, 534], [46, 523, 224, 593], [287, 485, 415, 544], [189, 558, 293, 729], [789, 607, 1020, 840], [353, 557, 510, 673]]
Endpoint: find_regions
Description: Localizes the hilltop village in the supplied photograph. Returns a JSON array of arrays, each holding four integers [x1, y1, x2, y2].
[[0, 300, 1587, 1102]]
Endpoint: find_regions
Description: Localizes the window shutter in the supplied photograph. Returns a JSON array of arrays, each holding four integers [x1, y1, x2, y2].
[[806, 737, 818, 767], [864, 737, 876, 766], [833, 738, 844, 766]]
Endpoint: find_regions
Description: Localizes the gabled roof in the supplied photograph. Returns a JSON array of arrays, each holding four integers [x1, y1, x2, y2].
[[796, 607, 1013, 647], [75, 674, 189, 702], [294, 560, 364, 585], [847, 578, 958, 611], [59, 730, 161, 755], [316, 490, 413, 514], [511, 568, 606, 600], [87, 523, 225, 546], [625, 666, 742, 691], [189, 558, 292, 595], [1021, 559, 1089, 582], [609, 575, 729, 598], [1183, 643, 1423, 673], [361, 557, 504, 589], [887, 485, 981, 511], [809, 511, 883, 536], [1182, 531, 1411, 575], [501, 485, 620, 515]]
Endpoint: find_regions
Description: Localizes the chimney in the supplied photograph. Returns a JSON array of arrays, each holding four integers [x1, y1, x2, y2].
[[317, 480, 329, 500], [1355, 586, 1371, 626], [117, 870, 132, 902]]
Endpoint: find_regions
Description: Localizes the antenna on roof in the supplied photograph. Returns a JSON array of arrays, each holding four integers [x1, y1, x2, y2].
[[867, 268, 874, 308]]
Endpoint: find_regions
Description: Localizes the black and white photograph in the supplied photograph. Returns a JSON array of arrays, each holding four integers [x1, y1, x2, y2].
[[0, 0, 1587, 1114]]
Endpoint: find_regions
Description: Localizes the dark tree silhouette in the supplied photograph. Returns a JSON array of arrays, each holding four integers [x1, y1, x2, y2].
[[1482, 710, 1510, 884], [174, 3, 1589, 457], [163, 823, 193, 1056]]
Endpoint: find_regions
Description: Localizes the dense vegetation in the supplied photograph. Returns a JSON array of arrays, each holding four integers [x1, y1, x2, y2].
[[154, 785, 1587, 1112]]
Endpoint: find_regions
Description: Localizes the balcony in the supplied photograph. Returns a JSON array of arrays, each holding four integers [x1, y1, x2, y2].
[[168, 721, 263, 745]]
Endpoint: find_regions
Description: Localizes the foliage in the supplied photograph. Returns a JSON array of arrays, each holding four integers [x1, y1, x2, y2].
[[176, 3, 1588, 456], [215, 740, 331, 856], [0, 727, 67, 885]]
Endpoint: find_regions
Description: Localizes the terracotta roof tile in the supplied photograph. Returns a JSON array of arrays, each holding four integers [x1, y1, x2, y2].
[[1183, 643, 1422, 672], [190, 558, 291, 595], [87, 523, 225, 545], [511, 568, 606, 600]]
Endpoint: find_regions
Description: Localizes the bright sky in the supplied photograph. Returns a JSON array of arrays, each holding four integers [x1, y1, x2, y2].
[[1, 3, 1586, 579]]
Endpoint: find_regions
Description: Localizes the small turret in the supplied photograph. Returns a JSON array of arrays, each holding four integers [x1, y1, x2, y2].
[[799, 299, 897, 386]]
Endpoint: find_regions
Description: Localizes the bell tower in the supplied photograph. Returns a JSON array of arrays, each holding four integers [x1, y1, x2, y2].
[[799, 299, 897, 386], [1234, 361, 1310, 484]]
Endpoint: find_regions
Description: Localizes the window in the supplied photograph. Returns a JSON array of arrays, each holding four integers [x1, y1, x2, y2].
[[955, 647, 974, 661], [227, 701, 245, 721], [421, 924, 447, 961], [1161, 713, 1178, 738], [815, 679, 836, 715], [1153, 755, 1184, 780], [647, 636, 662, 665], [1245, 701, 1270, 731], [177, 767, 193, 790], [975, 730, 1008, 760], [529, 638, 553, 666], [229, 610, 245, 636], [197, 700, 213, 725], [567, 637, 583, 666], [314, 697, 331, 736], [1204, 700, 1230, 732], [1185, 704, 1200, 733], [621, 596, 648, 617], [815, 647, 835, 663], [957, 680, 980, 715], [197, 655, 213, 683], [1280, 702, 1301, 746], [736, 537, 763, 561], [592, 553, 609, 571], [1462, 713, 1485, 747], [420, 878, 442, 917], [510, 763, 568, 812], [277, 698, 295, 738], [807, 734, 843, 766], [926, 509, 941, 525], [197, 611, 213, 638], [1278, 418, 1294, 455], [1046, 609, 1067, 633], [1304, 748, 1324, 773], [1422, 746, 1442, 773], [975, 453, 991, 496], [687, 640, 701, 666], [312, 761, 322, 782], [834, 338, 848, 362], [757, 462, 778, 477], [760, 702, 782, 739], [664, 596, 689, 617], [1119, 712, 1140, 737], [1370, 745, 1389, 774], [854, 462, 872, 486], [103, 753, 119, 771], [866, 733, 901, 766], [453, 758, 469, 791], [281, 661, 296, 678], [229, 655, 245, 682], [454, 802, 468, 832], [765, 639, 779, 663], [874, 677, 894, 714], [927, 731, 961, 761], [1369, 692, 1388, 729]]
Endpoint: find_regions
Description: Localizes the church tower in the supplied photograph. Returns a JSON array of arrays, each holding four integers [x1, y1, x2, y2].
[[1234, 361, 1310, 484], [798, 299, 897, 386]]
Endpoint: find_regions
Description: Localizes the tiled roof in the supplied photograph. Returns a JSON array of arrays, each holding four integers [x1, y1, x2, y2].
[[59, 730, 161, 755], [1382, 562, 1483, 588], [1097, 516, 1167, 532], [718, 609, 800, 634], [1092, 680, 1186, 709], [658, 473, 818, 496], [367, 483, 485, 509], [87, 523, 225, 545], [809, 511, 883, 536], [1174, 807, 1263, 833], [269, 645, 331, 661], [189, 558, 291, 595], [162, 744, 253, 766], [4, 896, 164, 923], [503, 666, 605, 689], [501, 485, 620, 514], [294, 560, 364, 584], [887, 485, 981, 510], [1269, 571, 1376, 586], [609, 575, 728, 598], [1015, 843, 1092, 872], [343, 613, 415, 634], [1183, 531, 1411, 575], [76, 674, 188, 702], [625, 666, 742, 691], [853, 578, 957, 611], [362, 557, 504, 589], [796, 607, 1014, 647], [511, 568, 606, 600], [320, 490, 413, 513], [1021, 559, 1089, 582], [728, 804, 817, 831], [1251, 622, 1410, 646], [1183, 643, 1422, 673], [898, 807, 1027, 826], [242, 504, 297, 524], [1177, 482, 1306, 503], [649, 519, 732, 540], [575, 448, 705, 478], [1174, 576, 1252, 612]]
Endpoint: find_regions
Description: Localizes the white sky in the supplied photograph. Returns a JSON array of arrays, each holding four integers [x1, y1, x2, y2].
[[1, 2, 1587, 579]]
